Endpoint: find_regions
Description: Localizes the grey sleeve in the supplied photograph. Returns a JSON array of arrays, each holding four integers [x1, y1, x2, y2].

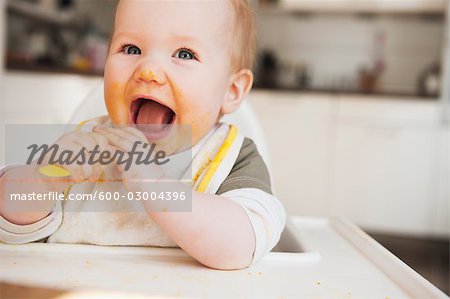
[[216, 138, 272, 195]]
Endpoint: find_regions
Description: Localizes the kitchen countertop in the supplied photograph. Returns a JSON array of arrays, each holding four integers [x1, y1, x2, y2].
[[252, 87, 439, 100]]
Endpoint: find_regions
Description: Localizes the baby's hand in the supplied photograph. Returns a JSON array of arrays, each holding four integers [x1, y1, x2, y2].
[[92, 126, 165, 192], [37, 130, 111, 189]]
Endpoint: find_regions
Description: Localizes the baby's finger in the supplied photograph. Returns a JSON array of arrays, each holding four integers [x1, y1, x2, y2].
[[109, 145, 129, 172], [79, 150, 95, 181], [89, 132, 115, 154], [93, 126, 134, 152], [88, 133, 113, 179], [102, 125, 143, 144], [54, 144, 85, 181], [73, 138, 97, 180], [121, 126, 148, 143], [107, 126, 142, 144], [73, 132, 98, 153], [55, 131, 80, 144]]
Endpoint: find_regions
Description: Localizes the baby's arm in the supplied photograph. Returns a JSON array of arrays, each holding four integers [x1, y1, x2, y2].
[[0, 165, 61, 225], [145, 158, 284, 270], [148, 189, 256, 270], [0, 131, 108, 225], [97, 126, 285, 270]]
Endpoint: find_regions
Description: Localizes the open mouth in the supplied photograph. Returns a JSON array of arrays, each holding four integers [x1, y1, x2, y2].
[[130, 98, 176, 139]]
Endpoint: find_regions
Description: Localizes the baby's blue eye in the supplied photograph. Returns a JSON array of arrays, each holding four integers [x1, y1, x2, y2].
[[174, 49, 196, 60], [122, 44, 141, 55]]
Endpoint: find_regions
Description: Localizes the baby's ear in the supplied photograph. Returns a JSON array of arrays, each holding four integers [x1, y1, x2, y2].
[[221, 69, 254, 115]]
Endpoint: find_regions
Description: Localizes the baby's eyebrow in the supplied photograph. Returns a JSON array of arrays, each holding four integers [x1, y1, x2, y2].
[[170, 34, 206, 50], [113, 31, 140, 40], [111, 31, 207, 52]]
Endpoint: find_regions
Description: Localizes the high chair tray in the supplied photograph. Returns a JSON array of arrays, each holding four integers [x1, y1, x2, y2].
[[0, 217, 446, 298]]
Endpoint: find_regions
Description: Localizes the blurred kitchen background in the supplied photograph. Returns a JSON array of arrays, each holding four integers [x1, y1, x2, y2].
[[0, 0, 448, 294]]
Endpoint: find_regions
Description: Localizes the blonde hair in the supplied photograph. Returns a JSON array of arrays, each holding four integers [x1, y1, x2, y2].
[[229, 0, 256, 72]]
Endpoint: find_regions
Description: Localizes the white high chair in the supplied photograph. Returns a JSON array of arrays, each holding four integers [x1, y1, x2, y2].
[[2, 87, 446, 298], [68, 83, 272, 168]]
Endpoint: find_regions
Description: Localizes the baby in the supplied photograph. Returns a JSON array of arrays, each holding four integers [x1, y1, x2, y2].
[[0, 0, 286, 270]]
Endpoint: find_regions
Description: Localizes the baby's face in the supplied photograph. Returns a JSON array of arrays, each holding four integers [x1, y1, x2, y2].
[[104, 0, 234, 153]]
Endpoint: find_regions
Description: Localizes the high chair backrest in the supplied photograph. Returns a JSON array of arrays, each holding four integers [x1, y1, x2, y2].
[[68, 84, 271, 168]]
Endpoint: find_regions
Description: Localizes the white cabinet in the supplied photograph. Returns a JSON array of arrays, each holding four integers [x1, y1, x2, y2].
[[247, 91, 335, 217], [329, 96, 444, 236], [249, 91, 447, 237], [331, 126, 439, 235]]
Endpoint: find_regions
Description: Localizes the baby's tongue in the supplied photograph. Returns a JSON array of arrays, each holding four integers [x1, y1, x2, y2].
[[136, 100, 172, 132]]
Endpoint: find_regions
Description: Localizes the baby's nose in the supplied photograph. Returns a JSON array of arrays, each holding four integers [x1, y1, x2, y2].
[[134, 63, 166, 85], [140, 69, 157, 82]]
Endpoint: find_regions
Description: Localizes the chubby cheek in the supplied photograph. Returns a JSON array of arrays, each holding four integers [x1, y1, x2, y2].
[[104, 82, 130, 125], [176, 78, 227, 144], [186, 100, 222, 144]]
